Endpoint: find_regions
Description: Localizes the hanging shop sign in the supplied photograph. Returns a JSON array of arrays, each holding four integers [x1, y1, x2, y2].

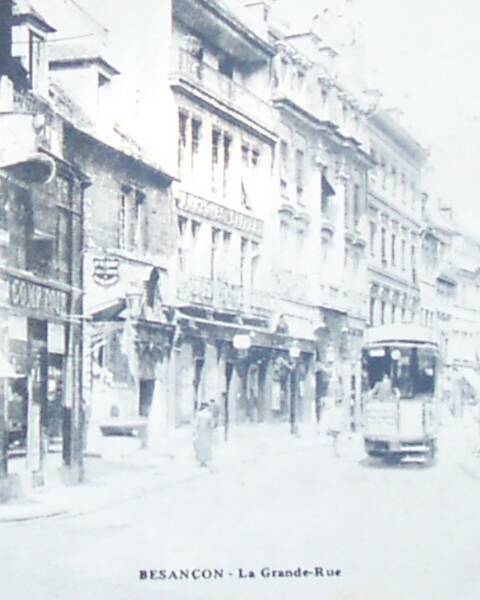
[[9, 277, 68, 318], [92, 256, 120, 287]]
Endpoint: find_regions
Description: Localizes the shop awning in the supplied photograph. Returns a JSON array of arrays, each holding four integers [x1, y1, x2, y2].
[[89, 298, 127, 321]]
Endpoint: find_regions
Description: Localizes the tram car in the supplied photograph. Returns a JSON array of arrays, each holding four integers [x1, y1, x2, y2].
[[362, 324, 441, 464]]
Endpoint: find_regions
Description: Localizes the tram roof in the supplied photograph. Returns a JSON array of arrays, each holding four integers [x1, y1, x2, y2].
[[363, 324, 440, 348]]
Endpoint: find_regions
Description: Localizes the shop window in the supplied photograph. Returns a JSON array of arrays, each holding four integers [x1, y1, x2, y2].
[[108, 329, 131, 384]]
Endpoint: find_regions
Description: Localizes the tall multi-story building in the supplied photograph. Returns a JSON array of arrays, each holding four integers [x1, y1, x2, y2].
[[39, 0, 374, 434], [6, 0, 480, 481], [0, 0, 87, 496], [271, 9, 372, 429], [35, 0, 178, 448], [445, 229, 480, 412], [169, 0, 319, 428], [366, 109, 428, 331]]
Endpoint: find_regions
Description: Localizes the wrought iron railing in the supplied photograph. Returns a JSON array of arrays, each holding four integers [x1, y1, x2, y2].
[[171, 48, 275, 129]]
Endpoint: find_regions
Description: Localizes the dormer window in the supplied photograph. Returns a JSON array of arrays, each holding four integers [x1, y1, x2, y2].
[[12, 4, 55, 95], [28, 30, 44, 91]]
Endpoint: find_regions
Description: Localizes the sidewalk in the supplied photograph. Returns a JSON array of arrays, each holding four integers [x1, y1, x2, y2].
[[1, 422, 351, 523], [439, 414, 480, 479]]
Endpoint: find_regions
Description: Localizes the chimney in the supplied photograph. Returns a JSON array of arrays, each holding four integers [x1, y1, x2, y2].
[[243, 1, 276, 25], [438, 199, 453, 221], [0, 0, 13, 77]]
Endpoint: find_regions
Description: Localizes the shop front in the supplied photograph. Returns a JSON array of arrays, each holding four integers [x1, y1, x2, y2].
[[172, 317, 316, 436], [84, 254, 176, 451], [1, 270, 77, 488]]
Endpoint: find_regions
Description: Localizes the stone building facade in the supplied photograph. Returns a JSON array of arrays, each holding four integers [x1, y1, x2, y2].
[[3, 0, 480, 496], [366, 109, 427, 331], [0, 0, 88, 496]]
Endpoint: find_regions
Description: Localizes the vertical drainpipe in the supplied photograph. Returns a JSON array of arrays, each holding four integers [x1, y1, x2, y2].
[[0, 1, 13, 78]]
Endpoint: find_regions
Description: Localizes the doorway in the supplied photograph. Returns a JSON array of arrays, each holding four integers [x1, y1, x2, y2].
[[139, 379, 155, 418]]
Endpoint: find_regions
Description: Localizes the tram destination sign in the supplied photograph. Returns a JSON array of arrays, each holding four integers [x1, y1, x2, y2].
[[9, 276, 68, 318]]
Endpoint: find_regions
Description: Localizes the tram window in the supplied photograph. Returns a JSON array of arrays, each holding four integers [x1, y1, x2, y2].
[[416, 348, 435, 394], [391, 349, 414, 398], [365, 349, 390, 389], [364, 346, 436, 399]]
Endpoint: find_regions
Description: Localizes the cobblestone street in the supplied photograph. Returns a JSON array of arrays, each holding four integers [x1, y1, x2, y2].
[[2, 417, 480, 600]]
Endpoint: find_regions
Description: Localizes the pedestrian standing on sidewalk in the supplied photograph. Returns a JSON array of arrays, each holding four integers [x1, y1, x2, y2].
[[193, 402, 214, 467]]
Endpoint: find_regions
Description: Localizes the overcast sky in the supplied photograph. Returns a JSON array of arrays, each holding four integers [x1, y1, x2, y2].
[[274, 0, 480, 227]]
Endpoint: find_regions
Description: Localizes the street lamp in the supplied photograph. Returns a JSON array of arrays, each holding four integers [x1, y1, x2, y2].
[[125, 287, 144, 319], [289, 341, 301, 435], [232, 333, 252, 353]]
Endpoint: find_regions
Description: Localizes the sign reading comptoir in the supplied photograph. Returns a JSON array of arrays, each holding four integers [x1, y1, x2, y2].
[[9, 277, 68, 318]]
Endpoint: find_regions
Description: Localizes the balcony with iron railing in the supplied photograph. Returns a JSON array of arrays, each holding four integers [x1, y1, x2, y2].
[[177, 275, 273, 318], [170, 48, 275, 133], [316, 282, 368, 319]]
